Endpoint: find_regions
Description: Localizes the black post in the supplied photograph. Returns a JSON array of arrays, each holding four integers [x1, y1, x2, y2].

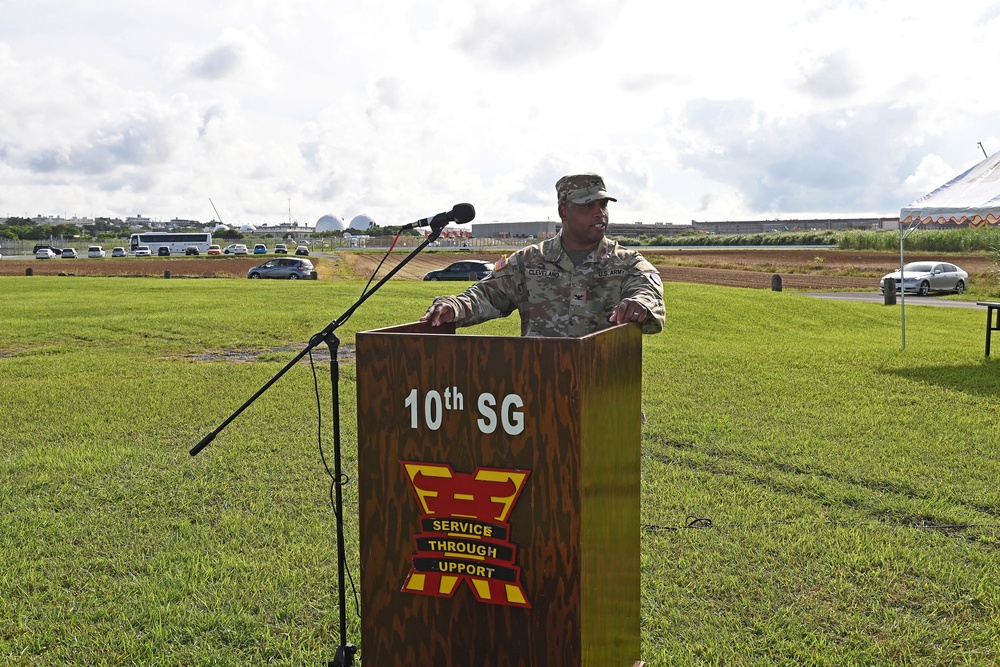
[[883, 278, 896, 305]]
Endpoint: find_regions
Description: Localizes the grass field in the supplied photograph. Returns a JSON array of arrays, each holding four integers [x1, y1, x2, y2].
[[2, 276, 999, 665]]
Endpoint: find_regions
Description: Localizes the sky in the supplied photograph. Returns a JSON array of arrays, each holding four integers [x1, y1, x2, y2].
[[2, 0, 999, 228]]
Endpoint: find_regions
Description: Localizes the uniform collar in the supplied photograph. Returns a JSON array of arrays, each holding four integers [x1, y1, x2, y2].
[[543, 232, 614, 264]]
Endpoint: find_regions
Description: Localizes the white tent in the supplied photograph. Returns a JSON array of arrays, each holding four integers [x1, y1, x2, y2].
[[894, 149, 1000, 349], [900, 150, 1000, 227]]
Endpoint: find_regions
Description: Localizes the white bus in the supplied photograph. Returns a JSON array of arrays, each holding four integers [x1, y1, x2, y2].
[[128, 232, 213, 255]]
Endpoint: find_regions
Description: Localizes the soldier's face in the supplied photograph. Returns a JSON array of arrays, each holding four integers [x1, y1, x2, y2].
[[559, 199, 609, 250]]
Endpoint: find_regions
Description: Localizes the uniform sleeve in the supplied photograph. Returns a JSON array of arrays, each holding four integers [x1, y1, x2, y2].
[[431, 258, 522, 327], [622, 255, 665, 334]]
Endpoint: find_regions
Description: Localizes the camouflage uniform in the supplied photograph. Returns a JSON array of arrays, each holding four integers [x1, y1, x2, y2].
[[430, 233, 665, 337], [428, 173, 665, 337]]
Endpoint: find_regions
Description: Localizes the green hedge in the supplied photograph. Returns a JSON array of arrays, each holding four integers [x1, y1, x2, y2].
[[612, 230, 842, 247], [837, 227, 1000, 252], [613, 228, 1000, 252]]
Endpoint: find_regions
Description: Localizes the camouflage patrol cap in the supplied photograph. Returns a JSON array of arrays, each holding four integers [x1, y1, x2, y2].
[[555, 173, 617, 205]]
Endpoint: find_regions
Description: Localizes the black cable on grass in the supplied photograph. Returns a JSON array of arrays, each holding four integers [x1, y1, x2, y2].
[[642, 516, 713, 532], [309, 347, 361, 620]]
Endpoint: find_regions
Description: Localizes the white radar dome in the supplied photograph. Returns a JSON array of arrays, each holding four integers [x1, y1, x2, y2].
[[316, 214, 347, 232], [213, 224, 230, 232], [350, 213, 376, 230]]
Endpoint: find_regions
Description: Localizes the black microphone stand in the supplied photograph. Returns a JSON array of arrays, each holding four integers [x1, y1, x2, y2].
[[190, 224, 450, 666]]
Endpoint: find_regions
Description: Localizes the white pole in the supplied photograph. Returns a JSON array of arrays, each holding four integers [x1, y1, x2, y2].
[[898, 218, 922, 350]]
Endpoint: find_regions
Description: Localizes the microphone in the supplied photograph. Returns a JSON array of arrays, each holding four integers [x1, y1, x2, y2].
[[399, 203, 476, 230]]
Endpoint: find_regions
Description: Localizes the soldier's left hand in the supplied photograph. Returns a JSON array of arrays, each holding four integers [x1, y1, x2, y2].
[[610, 298, 648, 325]]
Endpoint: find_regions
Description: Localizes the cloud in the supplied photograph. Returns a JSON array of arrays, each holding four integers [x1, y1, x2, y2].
[[24, 114, 175, 175], [607, 155, 652, 203], [371, 77, 406, 114], [298, 123, 324, 169], [3, 2, 999, 224], [797, 51, 860, 100], [187, 43, 244, 80], [674, 98, 920, 214], [619, 72, 692, 93], [173, 29, 266, 83], [456, 0, 624, 67], [198, 101, 238, 140], [510, 156, 570, 206], [978, 3, 1000, 24], [14, 94, 199, 183], [903, 154, 958, 196]]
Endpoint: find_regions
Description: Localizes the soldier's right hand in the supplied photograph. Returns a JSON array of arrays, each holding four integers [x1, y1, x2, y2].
[[420, 302, 456, 326]]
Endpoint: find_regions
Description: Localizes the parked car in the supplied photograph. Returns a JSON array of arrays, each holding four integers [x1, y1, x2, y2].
[[184, 245, 200, 255], [133, 246, 152, 257], [253, 243, 268, 254], [157, 246, 171, 257], [88, 245, 106, 258], [61, 248, 78, 258], [247, 258, 316, 280], [111, 247, 128, 257], [274, 243, 288, 254], [33, 244, 61, 256], [294, 245, 309, 256], [880, 262, 968, 296], [224, 243, 248, 255], [35, 248, 58, 259], [423, 260, 495, 281], [207, 244, 222, 255]]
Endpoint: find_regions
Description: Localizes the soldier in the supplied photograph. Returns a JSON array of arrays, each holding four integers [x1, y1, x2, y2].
[[420, 173, 665, 337]]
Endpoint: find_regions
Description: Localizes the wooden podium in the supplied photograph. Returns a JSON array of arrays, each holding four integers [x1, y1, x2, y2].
[[356, 322, 644, 666]]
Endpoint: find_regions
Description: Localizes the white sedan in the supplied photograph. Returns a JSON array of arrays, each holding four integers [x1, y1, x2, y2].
[[880, 262, 968, 296]]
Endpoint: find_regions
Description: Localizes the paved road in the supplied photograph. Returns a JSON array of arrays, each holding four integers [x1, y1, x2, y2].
[[802, 292, 987, 309]]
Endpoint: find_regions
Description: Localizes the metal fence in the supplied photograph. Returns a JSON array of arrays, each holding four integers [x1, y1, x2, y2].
[[0, 238, 130, 257]]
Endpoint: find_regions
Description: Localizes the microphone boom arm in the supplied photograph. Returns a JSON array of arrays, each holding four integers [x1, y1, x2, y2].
[[188, 214, 465, 666], [190, 225, 448, 457]]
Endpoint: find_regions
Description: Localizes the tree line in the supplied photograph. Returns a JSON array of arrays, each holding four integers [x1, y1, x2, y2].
[[1, 217, 135, 241], [0, 216, 422, 242]]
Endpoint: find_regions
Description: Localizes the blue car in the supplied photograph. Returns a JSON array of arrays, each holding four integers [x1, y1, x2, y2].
[[253, 244, 268, 254]]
